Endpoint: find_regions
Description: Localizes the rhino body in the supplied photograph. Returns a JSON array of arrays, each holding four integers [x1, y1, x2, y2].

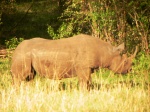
[[11, 34, 136, 89]]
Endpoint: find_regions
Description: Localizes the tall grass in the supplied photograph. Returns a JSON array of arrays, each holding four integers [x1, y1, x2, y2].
[[0, 54, 150, 112]]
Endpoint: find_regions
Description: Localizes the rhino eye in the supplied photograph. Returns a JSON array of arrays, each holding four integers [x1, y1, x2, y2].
[[124, 60, 128, 65]]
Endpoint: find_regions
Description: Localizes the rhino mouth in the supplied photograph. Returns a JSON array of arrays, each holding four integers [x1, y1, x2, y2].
[[122, 68, 132, 74]]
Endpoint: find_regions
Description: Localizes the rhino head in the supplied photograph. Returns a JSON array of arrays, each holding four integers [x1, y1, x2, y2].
[[109, 43, 138, 74]]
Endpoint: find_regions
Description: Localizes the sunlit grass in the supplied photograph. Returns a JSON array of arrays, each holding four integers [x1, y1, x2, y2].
[[0, 81, 149, 112]]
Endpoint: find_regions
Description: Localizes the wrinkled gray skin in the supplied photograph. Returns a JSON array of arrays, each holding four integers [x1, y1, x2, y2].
[[11, 34, 137, 90]]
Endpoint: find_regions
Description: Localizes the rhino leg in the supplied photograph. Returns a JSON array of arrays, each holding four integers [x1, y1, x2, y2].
[[76, 67, 92, 91], [11, 57, 35, 86], [25, 66, 36, 81]]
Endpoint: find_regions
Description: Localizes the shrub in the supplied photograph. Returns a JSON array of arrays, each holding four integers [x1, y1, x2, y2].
[[5, 37, 24, 50]]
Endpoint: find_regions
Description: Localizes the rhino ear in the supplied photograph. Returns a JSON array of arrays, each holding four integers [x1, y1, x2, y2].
[[113, 43, 125, 53]]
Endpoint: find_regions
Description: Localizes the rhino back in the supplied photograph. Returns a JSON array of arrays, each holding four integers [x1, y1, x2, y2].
[[30, 35, 113, 77]]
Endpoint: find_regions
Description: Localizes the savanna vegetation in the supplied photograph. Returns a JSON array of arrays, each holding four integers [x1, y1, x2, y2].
[[0, 0, 150, 111]]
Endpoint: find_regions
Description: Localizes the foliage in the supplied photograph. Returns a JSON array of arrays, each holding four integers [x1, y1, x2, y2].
[[0, 13, 2, 25], [0, 0, 16, 15], [5, 37, 24, 50], [135, 52, 150, 70], [133, 52, 150, 83], [47, 0, 90, 39], [47, 0, 149, 54]]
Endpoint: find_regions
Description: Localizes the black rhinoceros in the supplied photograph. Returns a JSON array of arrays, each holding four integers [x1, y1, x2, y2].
[[11, 34, 137, 90]]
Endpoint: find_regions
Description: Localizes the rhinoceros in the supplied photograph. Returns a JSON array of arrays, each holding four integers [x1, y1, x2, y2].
[[11, 34, 137, 89]]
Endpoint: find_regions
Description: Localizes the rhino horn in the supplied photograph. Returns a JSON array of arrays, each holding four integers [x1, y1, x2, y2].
[[131, 46, 138, 58]]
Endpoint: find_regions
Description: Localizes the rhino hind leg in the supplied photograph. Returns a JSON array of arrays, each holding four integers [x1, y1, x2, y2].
[[25, 65, 36, 81], [12, 76, 22, 87], [11, 57, 36, 86], [12, 67, 36, 87]]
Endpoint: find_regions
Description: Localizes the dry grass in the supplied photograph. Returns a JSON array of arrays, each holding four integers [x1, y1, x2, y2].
[[0, 81, 149, 112]]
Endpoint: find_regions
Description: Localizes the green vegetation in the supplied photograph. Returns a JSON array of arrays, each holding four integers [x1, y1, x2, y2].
[[47, 0, 150, 53], [0, 0, 150, 111]]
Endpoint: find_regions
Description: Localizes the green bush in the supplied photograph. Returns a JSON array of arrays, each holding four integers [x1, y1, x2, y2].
[[5, 37, 24, 50], [47, 0, 149, 54]]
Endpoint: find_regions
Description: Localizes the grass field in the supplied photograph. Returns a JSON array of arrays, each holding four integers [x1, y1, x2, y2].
[[0, 54, 150, 112]]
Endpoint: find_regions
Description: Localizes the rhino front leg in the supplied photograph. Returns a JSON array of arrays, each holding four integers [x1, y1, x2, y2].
[[77, 68, 92, 91]]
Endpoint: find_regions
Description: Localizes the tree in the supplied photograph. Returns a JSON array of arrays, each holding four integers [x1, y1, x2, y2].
[[0, 0, 16, 44], [47, 0, 149, 54]]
